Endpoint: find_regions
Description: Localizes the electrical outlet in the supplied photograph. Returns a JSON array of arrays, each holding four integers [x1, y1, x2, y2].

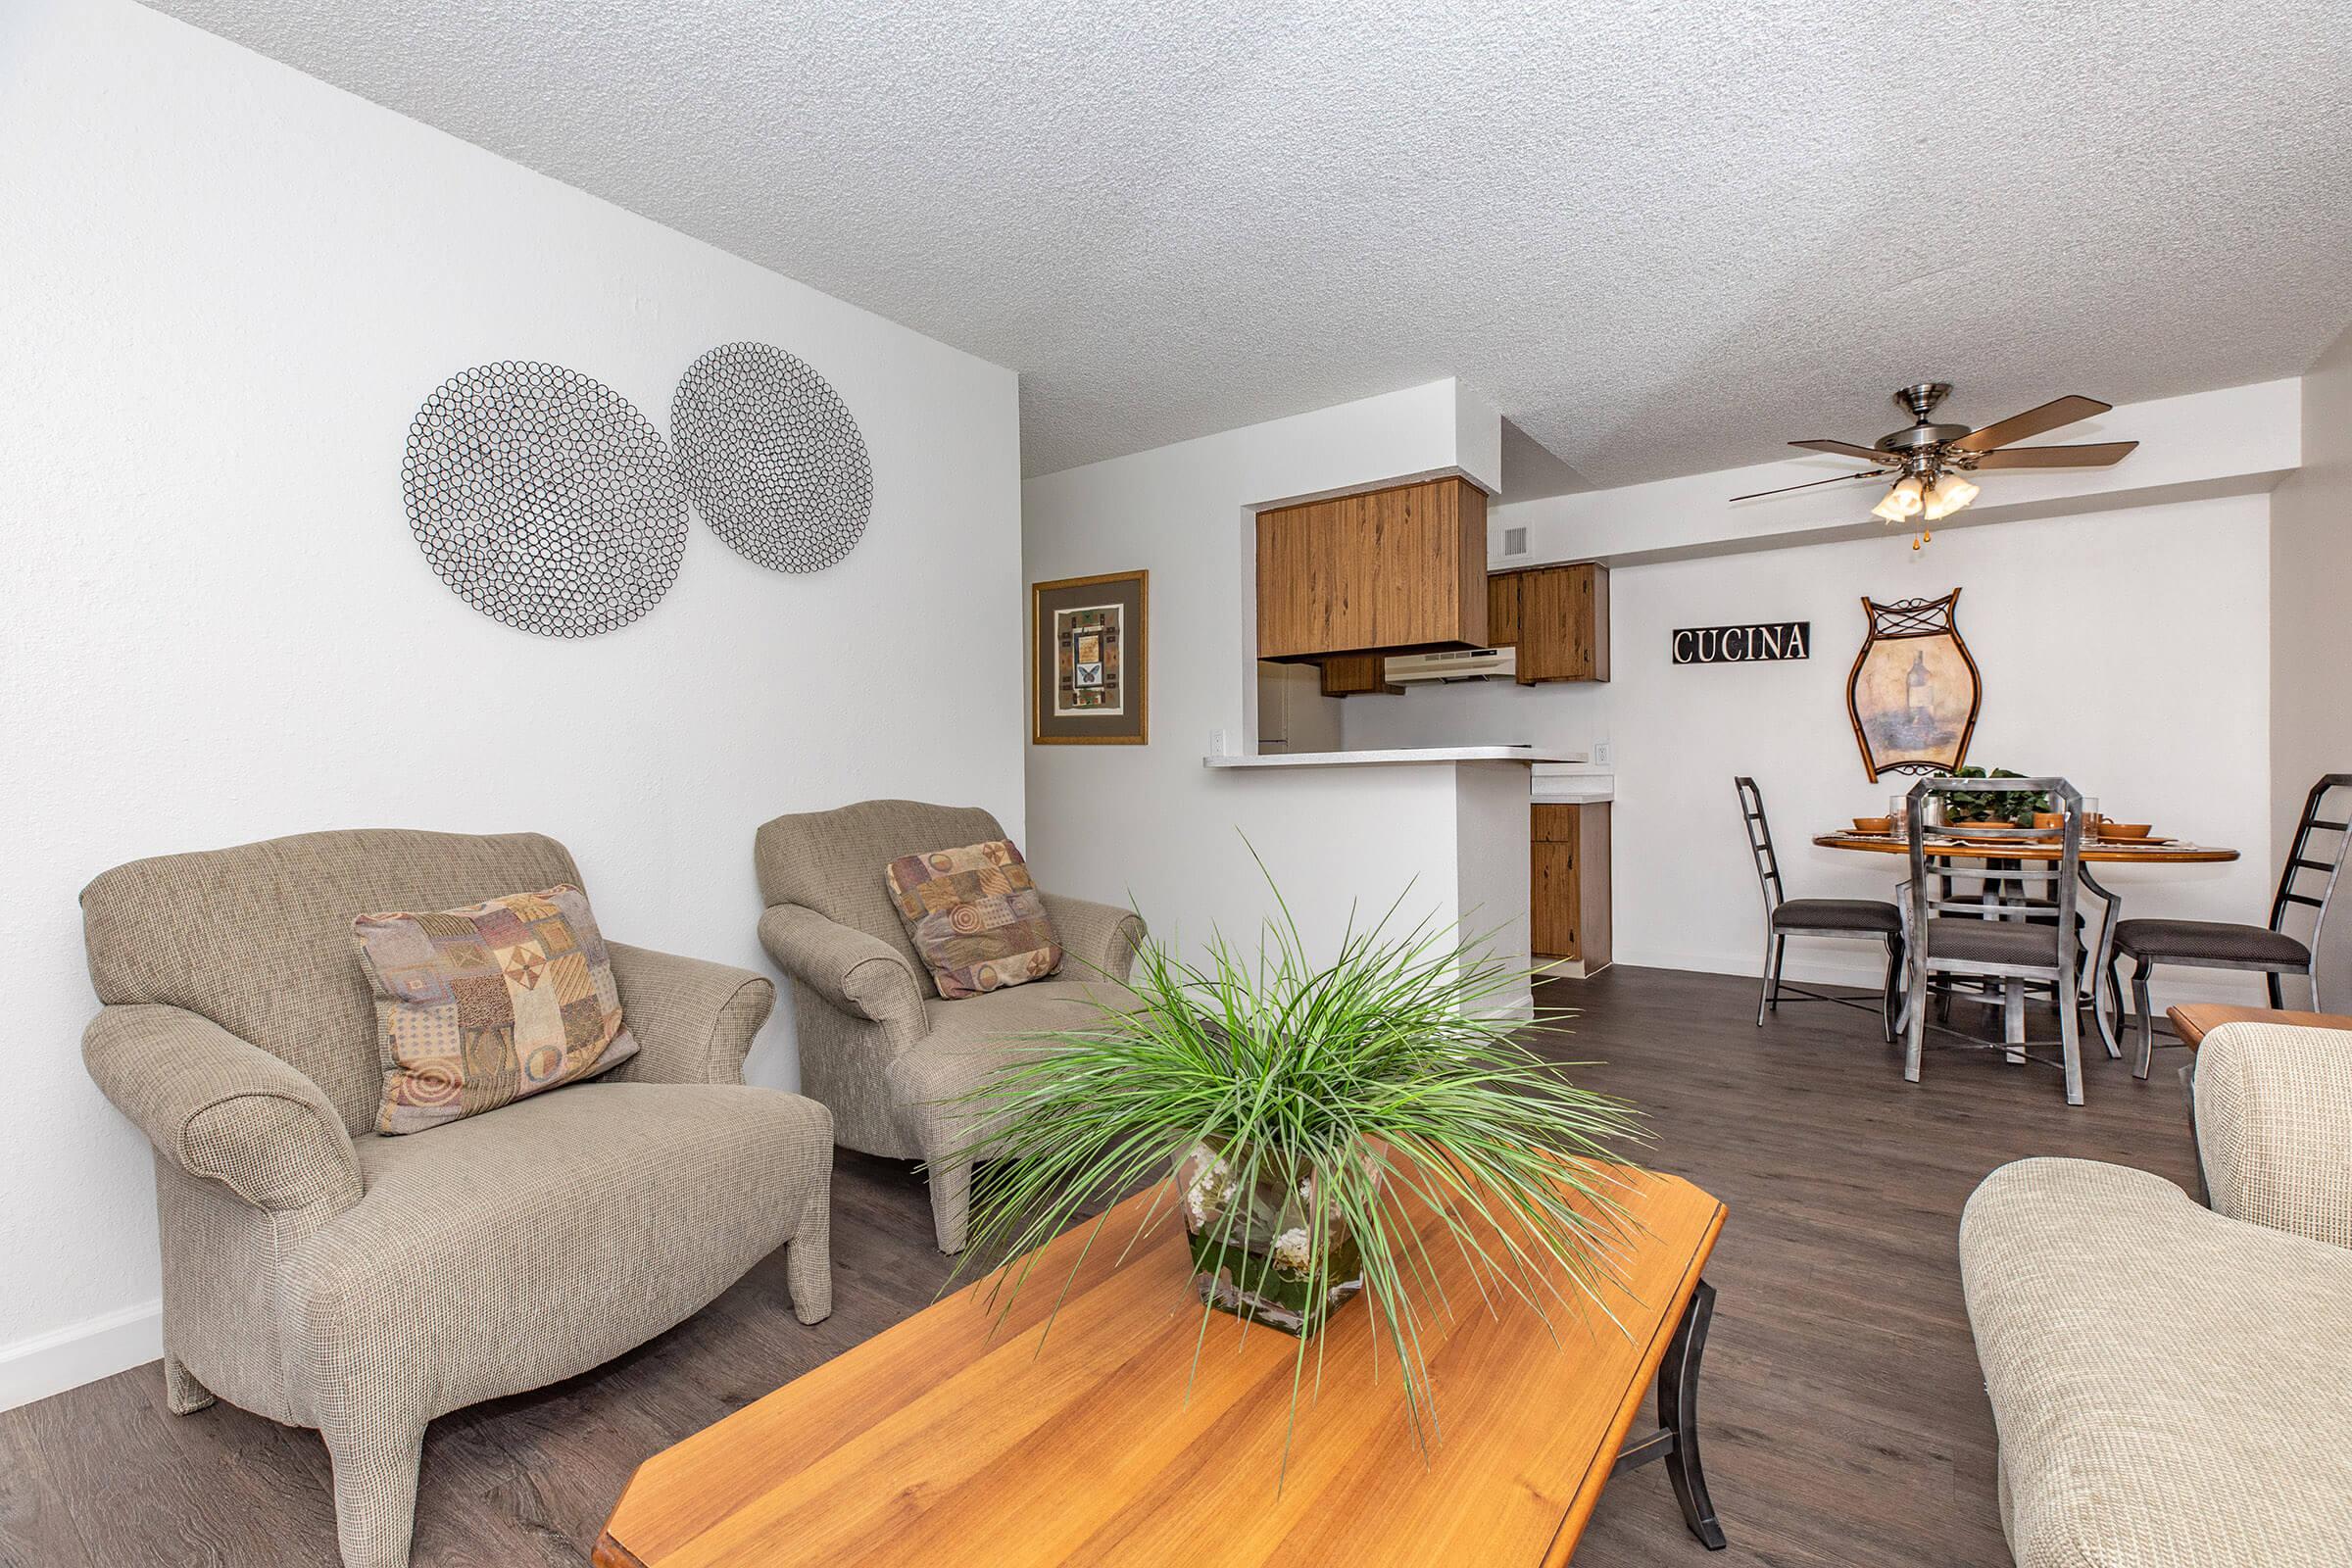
[[1207, 728, 1230, 758], [1592, 739, 1614, 768]]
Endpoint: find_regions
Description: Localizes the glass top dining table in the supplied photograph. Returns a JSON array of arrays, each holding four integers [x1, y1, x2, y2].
[[1810, 830, 2242, 1060]]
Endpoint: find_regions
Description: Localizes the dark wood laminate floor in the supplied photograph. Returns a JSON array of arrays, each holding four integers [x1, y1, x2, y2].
[[0, 965, 2199, 1568]]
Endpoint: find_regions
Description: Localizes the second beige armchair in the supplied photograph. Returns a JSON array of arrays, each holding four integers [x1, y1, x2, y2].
[[755, 799, 1144, 1251]]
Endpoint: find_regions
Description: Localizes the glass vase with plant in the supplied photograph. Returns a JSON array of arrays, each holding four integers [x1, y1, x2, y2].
[[940, 869, 1645, 1457], [1935, 765, 2049, 825]]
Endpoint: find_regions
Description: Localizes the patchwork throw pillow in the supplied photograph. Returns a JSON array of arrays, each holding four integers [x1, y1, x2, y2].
[[351, 884, 637, 1135], [884, 839, 1063, 999]]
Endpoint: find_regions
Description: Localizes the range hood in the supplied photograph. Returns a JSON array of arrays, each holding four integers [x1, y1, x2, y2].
[[1385, 647, 1516, 683]]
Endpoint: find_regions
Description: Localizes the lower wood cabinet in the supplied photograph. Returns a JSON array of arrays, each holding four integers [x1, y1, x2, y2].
[[1532, 802, 1612, 972]]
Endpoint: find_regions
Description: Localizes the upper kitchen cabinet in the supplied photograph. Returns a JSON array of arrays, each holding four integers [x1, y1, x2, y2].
[[1486, 568, 1521, 650], [1256, 476, 1489, 661], [1489, 563, 1610, 682], [1316, 652, 1400, 698]]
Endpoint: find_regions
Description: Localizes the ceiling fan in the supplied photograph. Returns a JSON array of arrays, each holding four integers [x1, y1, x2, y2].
[[1733, 382, 2137, 546]]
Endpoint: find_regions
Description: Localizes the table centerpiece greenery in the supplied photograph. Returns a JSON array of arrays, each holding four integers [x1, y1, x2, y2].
[[1935, 765, 2050, 825], [940, 864, 1646, 1459]]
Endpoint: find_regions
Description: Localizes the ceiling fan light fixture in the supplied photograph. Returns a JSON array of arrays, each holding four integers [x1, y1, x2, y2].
[[1747, 386, 2132, 521], [1872, 474, 1924, 522], [1923, 471, 1980, 521]]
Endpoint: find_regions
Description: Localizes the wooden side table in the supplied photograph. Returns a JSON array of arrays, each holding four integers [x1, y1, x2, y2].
[[2166, 1004, 2352, 1048], [2170, 1005, 2352, 1207]]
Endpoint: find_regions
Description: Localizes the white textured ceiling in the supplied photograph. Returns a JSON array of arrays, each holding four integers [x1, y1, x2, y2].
[[148, 0, 2352, 484]]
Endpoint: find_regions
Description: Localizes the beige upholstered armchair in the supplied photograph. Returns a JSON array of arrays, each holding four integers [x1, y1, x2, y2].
[[755, 800, 1143, 1252], [78, 829, 834, 1568], [1960, 1022, 2352, 1563]]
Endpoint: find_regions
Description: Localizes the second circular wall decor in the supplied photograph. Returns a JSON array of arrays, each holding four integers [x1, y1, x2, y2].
[[670, 341, 873, 573], [402, 361, 687, 638]]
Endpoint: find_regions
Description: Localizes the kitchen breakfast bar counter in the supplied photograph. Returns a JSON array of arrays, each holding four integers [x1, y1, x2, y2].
[[1201, 745, 1589, 769], [1202, 746, 1585, 1014]]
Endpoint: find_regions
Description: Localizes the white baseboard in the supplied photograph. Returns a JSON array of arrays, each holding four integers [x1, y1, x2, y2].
[[0, 1298, 161, 1413], [1620, 942, 1886, 991], [1479, 985, 1537, 1021], [1614, 941, 2278, 1014]]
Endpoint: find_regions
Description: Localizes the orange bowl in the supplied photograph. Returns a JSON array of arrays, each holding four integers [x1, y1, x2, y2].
[[2099, 822, 2153, 840], [1853, 815, 1894, 834]]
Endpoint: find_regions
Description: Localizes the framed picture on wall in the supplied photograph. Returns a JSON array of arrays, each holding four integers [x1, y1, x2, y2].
[[1846, 588, 1982, 779], [1031, 570, 1149, 745]]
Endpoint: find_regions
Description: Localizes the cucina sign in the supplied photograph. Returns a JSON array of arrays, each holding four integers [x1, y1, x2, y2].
[[1672, 621, 1810, 665]]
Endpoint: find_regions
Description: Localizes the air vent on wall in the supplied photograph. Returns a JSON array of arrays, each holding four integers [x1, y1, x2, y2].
[[1502, 526, 1528, 557]]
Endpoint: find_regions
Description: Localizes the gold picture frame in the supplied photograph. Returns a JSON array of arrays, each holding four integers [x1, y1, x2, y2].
[[1031, 570, 1149, 745]]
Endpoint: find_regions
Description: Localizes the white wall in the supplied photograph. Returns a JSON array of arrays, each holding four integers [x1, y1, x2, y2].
[[2272, 320, 2352, 1004], [1343, 496, 2277, 998], [1023, 379, 1501, 974], [0, 0, 1021, 1405]]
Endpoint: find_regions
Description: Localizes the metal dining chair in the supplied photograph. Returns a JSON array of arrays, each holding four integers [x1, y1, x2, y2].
[[1904, 776, 2088, 1104], [2116, 773, 2352, 1079], [1736, 776, 1904, 1041]]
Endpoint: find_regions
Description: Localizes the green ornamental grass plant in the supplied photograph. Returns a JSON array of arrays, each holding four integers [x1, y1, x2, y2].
[[941, 862, 1647, 1464]]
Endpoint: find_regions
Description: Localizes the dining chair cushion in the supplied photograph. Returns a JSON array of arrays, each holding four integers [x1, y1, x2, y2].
[[2114, 919, 2312, 968], [1771, 898, 1900, 935], [1925, 919, 2064, 966]]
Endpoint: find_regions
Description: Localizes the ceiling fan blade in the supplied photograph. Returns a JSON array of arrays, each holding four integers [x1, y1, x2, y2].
[[1788, 439, 1891, 464], [1731, 469, 1888, 504], [1951, 395, 2111, 453], [1966, 441, 2138, 469]]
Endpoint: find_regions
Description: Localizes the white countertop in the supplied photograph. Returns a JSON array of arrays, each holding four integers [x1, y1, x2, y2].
[[1533, 763, 1616, 804], [1203, 746, 1588, 769]]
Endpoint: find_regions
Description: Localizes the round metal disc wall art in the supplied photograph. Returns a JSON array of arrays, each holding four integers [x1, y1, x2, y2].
[[401, 362, 688, 637], [670, 341, 873, 573]]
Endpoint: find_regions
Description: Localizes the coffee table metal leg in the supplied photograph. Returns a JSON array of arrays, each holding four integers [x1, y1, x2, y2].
[[1612, 1276, 1726, 1550], [1660, 1278, 1726, 1549]]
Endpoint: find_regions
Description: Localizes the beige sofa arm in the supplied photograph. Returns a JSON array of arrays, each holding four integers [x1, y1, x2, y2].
[[1041, 892, 1146, 984], [605, 942, 775, 1086], [2194, 1021, 2352, 1249], [759, 904, 928, 1052], [83, 1004, 363, 1215]]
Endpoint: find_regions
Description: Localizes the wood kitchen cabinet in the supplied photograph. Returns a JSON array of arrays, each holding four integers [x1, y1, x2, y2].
[[1256, 477, 1488, 662], [1316, 653, 1399, 698], [1485, 570, 1521, 651], [1532, 802, 1611, 973], [1487, 563, 1609, 683]]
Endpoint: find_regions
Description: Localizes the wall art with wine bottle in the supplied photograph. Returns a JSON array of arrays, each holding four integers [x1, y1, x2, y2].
[[1845, 588, 1981, 780]]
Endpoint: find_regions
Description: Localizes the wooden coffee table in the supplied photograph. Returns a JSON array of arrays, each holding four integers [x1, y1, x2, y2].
[[596, 1167, 1728, 1566]]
